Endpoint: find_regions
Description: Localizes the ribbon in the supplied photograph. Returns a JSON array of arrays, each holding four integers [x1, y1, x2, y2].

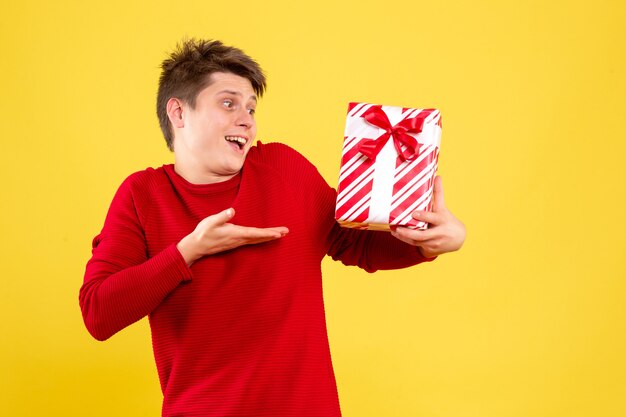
[[357, 106, 425, 162]]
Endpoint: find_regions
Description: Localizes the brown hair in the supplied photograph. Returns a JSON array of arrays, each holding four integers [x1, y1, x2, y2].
[[157, 38, 266, 150]]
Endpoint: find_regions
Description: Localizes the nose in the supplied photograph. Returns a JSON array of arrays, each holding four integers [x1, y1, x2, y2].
[[236, 109, 254, 129]]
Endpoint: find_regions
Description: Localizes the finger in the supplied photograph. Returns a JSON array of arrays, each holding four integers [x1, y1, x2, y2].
[[258, 226, 289, 237], [244, 235, 286, 245], [390, 229, 418, 246], [391, 229, 437, 250], [266, 226, 289, 235], [233, 227, 289, 247], [432, 176, 446, 212], [393, 226, 436, 243], [210, 208, 235, 226], [234, 225, 288, 239], [411, 209, 440, 225]]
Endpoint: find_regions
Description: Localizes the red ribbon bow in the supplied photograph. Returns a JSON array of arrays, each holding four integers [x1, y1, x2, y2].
[[357, 106, 425, 162]]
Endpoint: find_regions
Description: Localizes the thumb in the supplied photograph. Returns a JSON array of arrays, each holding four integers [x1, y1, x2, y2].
[[210, 208, 235, 226], [432, 176, 446, 212]]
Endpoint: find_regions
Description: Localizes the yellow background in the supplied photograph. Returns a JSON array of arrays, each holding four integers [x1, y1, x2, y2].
[[2, 0, 625, 416]]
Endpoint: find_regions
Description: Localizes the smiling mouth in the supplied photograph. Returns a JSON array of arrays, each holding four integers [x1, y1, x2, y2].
[[225, 135, 247, 150]]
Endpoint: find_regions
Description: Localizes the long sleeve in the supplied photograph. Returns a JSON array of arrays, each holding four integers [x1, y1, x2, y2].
[[325, 222, 434, 272], [79, 174, 192, 341], [282, 144, 433, 272], [319, 176, 434, 272], [256, 142, 435, 273]]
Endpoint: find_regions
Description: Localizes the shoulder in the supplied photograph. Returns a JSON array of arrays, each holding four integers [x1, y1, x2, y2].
[[247, 140, 335, 203], [112, 166, 170, 208], [107, 166, 170, 221], [249, 140, 308, 161], [119, 165, 169, 192], [247, 141, 318, 175]]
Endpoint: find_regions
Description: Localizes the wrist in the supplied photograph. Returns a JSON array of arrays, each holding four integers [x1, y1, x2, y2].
[[417, 246, 438, 260], [176, 234, 202, 266]]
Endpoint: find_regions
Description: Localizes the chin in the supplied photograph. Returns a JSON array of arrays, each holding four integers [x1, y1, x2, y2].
[[224, 161, 245, 174]]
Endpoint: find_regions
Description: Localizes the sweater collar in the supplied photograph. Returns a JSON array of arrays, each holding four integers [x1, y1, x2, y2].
[[162, 164, 242, 194]]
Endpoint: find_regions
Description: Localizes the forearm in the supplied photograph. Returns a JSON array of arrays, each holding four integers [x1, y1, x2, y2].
[[79, 244, 192, 341], [328, 223, 435, 273], [359, 229, 436, 270]]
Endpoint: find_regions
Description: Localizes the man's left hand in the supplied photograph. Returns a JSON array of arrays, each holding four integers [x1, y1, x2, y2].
[[390, 176, 466, 258]]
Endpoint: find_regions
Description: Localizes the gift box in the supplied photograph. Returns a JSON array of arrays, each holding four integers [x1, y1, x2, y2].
[[334, 102, 442, 230]]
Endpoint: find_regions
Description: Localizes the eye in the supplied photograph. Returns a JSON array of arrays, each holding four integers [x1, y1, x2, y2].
[[248, 108, 256, 116], [222, 99, 234, 109]]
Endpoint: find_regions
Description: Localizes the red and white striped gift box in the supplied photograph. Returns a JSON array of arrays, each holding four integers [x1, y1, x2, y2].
[[334, 102, 442, 231]]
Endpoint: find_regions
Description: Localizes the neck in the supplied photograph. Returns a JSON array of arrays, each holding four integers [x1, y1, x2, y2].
[[173, 156, 238, 185]]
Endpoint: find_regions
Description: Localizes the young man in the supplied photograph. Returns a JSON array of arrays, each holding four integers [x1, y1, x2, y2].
[[80, 39, 465, 417]]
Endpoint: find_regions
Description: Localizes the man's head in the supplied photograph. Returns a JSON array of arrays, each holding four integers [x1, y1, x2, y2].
[[157, 39, 266, 151]]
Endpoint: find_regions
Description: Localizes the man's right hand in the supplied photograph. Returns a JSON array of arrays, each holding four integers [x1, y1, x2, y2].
[[176, 208, 289, 265]]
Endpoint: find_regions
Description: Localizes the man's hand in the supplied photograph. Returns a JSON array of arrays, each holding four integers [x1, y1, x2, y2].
[[177, 208, 289, 265], [390, 176, 466, 258]]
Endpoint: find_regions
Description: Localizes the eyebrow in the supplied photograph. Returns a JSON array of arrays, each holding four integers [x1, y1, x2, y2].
[[217, 90, 257, 102]]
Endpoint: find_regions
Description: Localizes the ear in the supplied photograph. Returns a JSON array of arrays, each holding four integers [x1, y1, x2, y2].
[[166, 98, 185, 129]]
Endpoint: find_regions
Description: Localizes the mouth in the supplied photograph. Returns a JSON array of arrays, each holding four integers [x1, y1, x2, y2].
[[225, 135, 248, 151]]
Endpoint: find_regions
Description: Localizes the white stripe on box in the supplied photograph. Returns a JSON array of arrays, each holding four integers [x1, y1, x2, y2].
[[395, 144, 436, 180], [339, 154, 371, 184], [365, 105, 405, 224], [336, 165, 375, 209], [339, 152, 363, 178], [342, 194, 371, 222], [342, 136, 364, 157], [391, 157, 437, 210], [348, 102, 369, 118], [390, 171, 436, 225]]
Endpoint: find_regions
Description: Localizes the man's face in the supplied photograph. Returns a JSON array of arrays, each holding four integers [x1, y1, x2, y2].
[[175, 72, 257, 183]]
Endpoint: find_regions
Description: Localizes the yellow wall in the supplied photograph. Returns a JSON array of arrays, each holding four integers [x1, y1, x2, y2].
[[2, 0, 625, 415]]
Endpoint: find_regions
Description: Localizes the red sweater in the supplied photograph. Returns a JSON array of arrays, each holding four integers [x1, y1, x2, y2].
[[80, 142, 432, 417]]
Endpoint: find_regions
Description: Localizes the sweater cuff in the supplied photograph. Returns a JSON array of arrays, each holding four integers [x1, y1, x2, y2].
[[396, 245, 437, 267], [416, 246, 438, 263], [162, 243, 194, 282]]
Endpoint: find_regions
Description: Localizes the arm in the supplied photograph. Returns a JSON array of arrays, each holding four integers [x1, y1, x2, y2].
[[79, 178, 288, 341], [79, 178, 192, 341], [327, 223, 436, 273], [305, 152, 434, 272], [253, 142, 435, 273]]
